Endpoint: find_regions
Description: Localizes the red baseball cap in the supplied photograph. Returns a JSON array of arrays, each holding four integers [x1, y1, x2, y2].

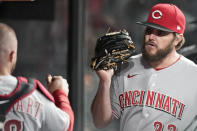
[[136, 3, 186, 34]]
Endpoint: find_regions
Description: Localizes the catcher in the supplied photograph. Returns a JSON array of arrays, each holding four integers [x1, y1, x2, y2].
[[0, 23, 74, 131], [91, 29, 135, 71]]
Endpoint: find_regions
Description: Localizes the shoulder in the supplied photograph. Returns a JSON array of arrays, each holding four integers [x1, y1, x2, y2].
[[32, 79, 55, 102], [177, 55, 197, 75], [127, 53, 142, 62], [180, 55, 197, 69], [17, 77, 54, 102], [180, 55, 197, 65], [126, 53, 146, 68], [115, 54, 146, 75], [0, 75, 17, 94]]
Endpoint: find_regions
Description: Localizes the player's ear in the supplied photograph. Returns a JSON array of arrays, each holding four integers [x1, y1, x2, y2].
[[176, 34, 183, 43], [9, 51, 16, 62], [174, 33, 183, 46]]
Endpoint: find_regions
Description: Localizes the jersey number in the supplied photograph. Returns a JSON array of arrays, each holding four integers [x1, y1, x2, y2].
[[154, 121, 176, 131], [3, 120, 22, 131]]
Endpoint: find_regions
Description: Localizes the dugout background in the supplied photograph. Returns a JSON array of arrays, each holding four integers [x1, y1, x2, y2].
[[0, 0, 197, 131]]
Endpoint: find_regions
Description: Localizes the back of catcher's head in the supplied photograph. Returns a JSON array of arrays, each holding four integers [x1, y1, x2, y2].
[[0, 23, 18, 73], [0, 23, 17, 53]]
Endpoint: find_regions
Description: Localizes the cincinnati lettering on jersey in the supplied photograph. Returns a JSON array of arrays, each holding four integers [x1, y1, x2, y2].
[[119, 90, 185, 120]]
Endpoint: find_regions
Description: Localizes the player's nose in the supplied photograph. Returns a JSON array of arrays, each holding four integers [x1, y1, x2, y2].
[[149, 33, 157, 40]]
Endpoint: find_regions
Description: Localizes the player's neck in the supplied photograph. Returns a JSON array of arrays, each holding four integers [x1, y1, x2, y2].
[[149, 51, 180, 69], [0, 66, 12, 76], [0, 71, 11, 76]]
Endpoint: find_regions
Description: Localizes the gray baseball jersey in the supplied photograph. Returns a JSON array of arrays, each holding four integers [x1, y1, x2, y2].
[[0, 75, 70, 131], [110, 54, 197, 131]]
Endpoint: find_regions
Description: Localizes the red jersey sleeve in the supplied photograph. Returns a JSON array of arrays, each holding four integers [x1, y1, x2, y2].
[[52, 89, 74, 131]]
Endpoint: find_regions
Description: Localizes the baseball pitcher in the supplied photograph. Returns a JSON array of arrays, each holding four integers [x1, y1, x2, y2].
[[91, 3, 197, 131]]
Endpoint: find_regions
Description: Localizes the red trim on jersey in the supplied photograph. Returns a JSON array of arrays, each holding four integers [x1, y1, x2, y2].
[[18, 77, 55, 102], [154, 55, 181, 71], [112, 110, 120, 119], [52, 89, 74, 131], [0, 76, 55, 114], [17, 76, 28, 83], [5, 77, 37, 114], [0, 77, 23, 98], [34, 79, 54, 102]]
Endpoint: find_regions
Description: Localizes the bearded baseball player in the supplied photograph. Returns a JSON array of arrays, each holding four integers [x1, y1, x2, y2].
[[0, 23, 74, 131], [91, 3, 197, 131]]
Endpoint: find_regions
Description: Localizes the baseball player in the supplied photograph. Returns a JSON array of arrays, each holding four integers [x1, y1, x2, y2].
[[91, 3, 197, 131], [0, 23, 74, 131]]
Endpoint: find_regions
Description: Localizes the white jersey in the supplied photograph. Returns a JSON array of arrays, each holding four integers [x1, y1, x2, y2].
[[0, 75, 70, 131], [110, 54, 197, 131]]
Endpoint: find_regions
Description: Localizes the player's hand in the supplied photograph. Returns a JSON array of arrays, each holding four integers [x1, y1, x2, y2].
[[96, 69, 114, 82], [46, 74, 69, 96]]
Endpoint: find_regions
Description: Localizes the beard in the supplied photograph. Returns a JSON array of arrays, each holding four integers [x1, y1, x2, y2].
[[141, 40, 174, 62]]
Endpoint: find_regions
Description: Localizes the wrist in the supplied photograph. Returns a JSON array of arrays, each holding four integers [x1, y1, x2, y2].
[[52, 88, 68, 97], [99, 79, 111, 89]]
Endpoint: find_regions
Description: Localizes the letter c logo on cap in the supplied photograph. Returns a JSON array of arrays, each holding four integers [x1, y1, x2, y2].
[[152, 10, 162, 19]]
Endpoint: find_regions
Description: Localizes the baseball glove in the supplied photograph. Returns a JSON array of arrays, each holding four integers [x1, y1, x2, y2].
[[91, 29, 135, 71]]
